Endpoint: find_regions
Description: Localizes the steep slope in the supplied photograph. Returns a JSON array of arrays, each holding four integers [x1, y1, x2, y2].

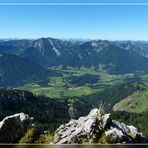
[[0, 53, 50, 87], [0, 89, 67, 124], [79, 83, 143, 108], [113, 84, 148, 113], [0, 89, 91, 127], [0, 38, 148, 74], [0, 39, 32, 55], [113, 41, 148, 57], [80, 42, 148, 73]]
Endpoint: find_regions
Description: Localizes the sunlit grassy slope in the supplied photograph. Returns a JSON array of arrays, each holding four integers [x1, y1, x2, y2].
[[113, 89, 148, 113]]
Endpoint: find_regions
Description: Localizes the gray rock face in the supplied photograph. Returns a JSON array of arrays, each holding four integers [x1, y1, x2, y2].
[[105, 128, 124, 143], [52, 108, 146, 144], [0, 113, 33, 143], [52, 109, 101, 144], [107, 120, 145, 143], [101, 113, 112, 129]]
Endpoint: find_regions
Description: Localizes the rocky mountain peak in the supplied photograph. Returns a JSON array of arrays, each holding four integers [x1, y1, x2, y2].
[[33, 37, 61, 57], [52, 108, 146, 144]]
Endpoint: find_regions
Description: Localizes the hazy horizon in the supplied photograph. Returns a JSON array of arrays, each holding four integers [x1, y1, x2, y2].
[[0, 37, 148, 42]]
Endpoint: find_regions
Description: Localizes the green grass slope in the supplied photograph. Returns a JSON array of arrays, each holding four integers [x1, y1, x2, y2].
[[113, 86, 148, 113]]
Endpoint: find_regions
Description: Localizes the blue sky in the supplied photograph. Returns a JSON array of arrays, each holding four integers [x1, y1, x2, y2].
[[0, 0, 148, 40], [0, 0, 148, 3]]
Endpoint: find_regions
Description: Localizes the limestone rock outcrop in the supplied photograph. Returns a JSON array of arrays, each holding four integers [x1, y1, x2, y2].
[[0, 113, 33, 143], [52, 108, 146, 144]]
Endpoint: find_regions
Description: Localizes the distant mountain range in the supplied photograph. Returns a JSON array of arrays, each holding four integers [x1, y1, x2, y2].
[[0, 37, 148, 86]]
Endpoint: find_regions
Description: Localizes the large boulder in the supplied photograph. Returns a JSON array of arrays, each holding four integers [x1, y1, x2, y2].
[[0, 113, 33, 143], [105, 120, 145, 143], [52, 108, 102, 144], [52, 108, 146, 144]]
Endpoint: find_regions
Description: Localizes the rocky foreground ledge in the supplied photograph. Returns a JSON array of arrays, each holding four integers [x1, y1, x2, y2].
[[0, 113, 33, 143], [52, 108, 146, 144]]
